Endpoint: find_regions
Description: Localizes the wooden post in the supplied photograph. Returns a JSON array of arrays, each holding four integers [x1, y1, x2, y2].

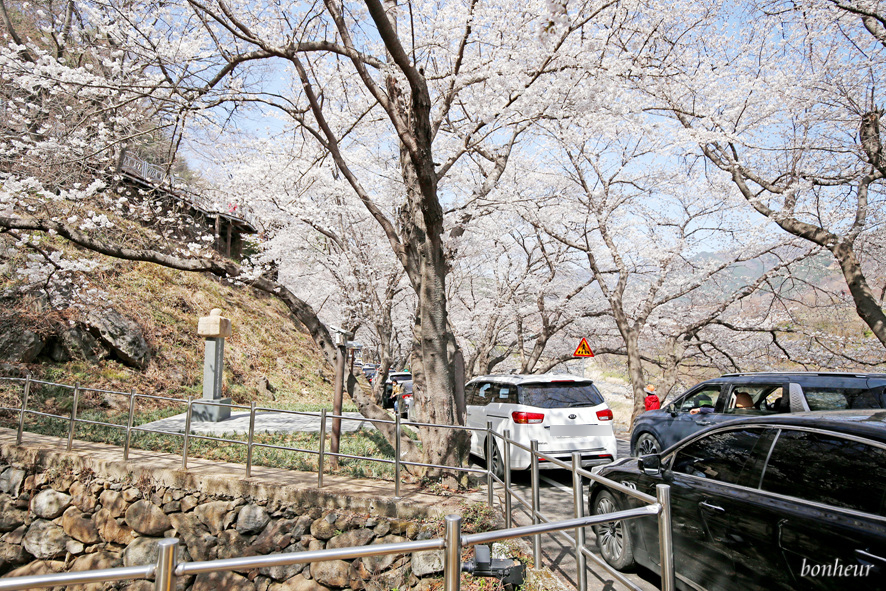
[[330, 345, 345, 469], [329, 328, 353, 469]]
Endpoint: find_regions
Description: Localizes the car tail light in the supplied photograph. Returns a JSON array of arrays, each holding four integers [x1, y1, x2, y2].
[[512, 411, 544, 424], [402, 394, 412, 400], [596, 409, 613, 421]]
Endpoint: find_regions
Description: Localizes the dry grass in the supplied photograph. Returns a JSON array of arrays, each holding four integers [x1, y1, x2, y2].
[[2, 247, 337, 413]]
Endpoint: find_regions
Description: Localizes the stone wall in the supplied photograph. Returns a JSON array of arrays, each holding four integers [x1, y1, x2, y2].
[[0, 460, 446, 591]]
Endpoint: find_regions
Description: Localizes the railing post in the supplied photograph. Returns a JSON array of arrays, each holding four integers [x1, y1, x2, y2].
[[246, 401, 256, 478], [16, 375, 31, 445], [443, 514, 462, 591], [503, 428, 512, 529], [657, 484, 675, 591], [486, 421, 494, 508], [66, 384, 80, 452], [394, 406, 401, 499], [154, 538, 179, 591], [530, 439, 541, 567], [572, 452, 587, 591], [318, 409, 327, 489], [182, 397, 192, 470], [124, 390, 135, 461]]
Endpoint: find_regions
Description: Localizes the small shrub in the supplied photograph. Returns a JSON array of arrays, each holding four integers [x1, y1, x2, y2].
[[459, 501, 499, 534]]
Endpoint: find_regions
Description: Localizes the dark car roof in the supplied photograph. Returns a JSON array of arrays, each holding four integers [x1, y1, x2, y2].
[[712, 371, 886, 382], [683, 410, 886, 447]]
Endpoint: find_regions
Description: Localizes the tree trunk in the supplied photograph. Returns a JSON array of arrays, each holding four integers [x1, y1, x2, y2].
[[623, 328, 648, 427], [401, 182, 469, 480], [382, 51, 469, 480]]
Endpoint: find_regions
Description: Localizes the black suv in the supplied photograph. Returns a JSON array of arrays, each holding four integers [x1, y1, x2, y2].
[[630, 372, 886, 456], [590, 411, 886, 590]]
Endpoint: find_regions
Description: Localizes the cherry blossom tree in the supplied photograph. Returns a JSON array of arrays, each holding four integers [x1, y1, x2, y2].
[[449, 213, 608, 378], [75, 0, 629, 477], [623, 0, 886, 350], [208, 137, 417, 403], [523, 122, 817, 422]]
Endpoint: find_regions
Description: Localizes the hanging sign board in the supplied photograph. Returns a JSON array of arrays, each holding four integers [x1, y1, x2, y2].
[[573, 338, 594, 358]]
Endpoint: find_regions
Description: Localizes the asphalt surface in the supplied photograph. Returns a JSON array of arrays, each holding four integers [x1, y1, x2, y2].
[[142, 408, 656, 590], [488, 438, 661, 591]]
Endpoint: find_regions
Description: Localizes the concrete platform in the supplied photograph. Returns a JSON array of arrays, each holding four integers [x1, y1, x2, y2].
[[140, 410, 377, 435]]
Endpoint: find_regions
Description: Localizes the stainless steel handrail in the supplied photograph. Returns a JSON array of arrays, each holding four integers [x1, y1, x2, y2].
[[483, 424, 674, 591], [0, 564, 154, 591]]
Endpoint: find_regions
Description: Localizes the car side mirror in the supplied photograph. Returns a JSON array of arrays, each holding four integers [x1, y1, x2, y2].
[[638, 454, 662, 476]]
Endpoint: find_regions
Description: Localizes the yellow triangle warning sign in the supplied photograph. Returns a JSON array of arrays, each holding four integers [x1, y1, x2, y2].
[[573, 338, 594, 358]]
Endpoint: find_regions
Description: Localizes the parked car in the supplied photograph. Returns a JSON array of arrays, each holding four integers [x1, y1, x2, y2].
[[630, 372, 886, 456], [466, 374, 617, 478], [589, 411, 886, 590], [362, 364, 378, 382]]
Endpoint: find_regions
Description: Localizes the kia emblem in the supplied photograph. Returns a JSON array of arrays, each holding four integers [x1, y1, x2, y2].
[[569, 414, 577, 420]]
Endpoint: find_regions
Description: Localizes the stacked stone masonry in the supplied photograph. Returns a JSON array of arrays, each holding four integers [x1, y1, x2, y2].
[[0, 461, 446, 591]]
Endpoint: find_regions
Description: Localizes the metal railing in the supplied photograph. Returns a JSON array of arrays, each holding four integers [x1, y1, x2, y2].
[[119, 152, 256, 229], [0, 377, 488, 497], [0, 376, 675, 591]]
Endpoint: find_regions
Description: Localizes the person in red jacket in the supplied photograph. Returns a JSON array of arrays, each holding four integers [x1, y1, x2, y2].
[[644, 384, 660, 411]]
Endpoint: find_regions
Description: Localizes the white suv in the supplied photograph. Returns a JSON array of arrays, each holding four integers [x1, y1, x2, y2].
[[466, 374, 617, 477]]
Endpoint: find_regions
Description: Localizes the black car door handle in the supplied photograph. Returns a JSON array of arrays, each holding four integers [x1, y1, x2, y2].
[[699, 501, 725, 512], [696, 420, 713, 426], [856, 549, 886, 564]]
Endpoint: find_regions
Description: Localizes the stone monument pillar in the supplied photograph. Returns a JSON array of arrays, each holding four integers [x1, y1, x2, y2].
[[193, 308, 232, 422]]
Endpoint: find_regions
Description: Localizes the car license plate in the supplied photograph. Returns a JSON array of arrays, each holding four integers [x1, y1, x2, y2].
[[550, 424, 610, 437]]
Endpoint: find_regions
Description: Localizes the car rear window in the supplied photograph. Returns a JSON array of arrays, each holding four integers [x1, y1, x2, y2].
[[517, 382, 604, 408], [803, 387, 886, 411]]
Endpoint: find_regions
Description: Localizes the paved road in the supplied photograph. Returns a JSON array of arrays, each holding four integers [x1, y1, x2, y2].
[[491, 438, 662, 591]]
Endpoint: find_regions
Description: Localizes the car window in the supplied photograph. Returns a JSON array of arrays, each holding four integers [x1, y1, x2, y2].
[[724, 385, 784, 414], [670, 428, 765, 484], [678, 386, 722, 413], [491, 385, 518, 404], [464, 383, 477, 406], [517, 382, 604, 408], [802, 386, 886, 411], [473, 384, 492, 406], [761, 429, 886, 516]]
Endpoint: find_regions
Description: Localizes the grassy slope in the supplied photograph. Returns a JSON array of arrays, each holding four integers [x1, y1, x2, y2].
[[1, 255, 401, 478], [38, 260, 339, 407]]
